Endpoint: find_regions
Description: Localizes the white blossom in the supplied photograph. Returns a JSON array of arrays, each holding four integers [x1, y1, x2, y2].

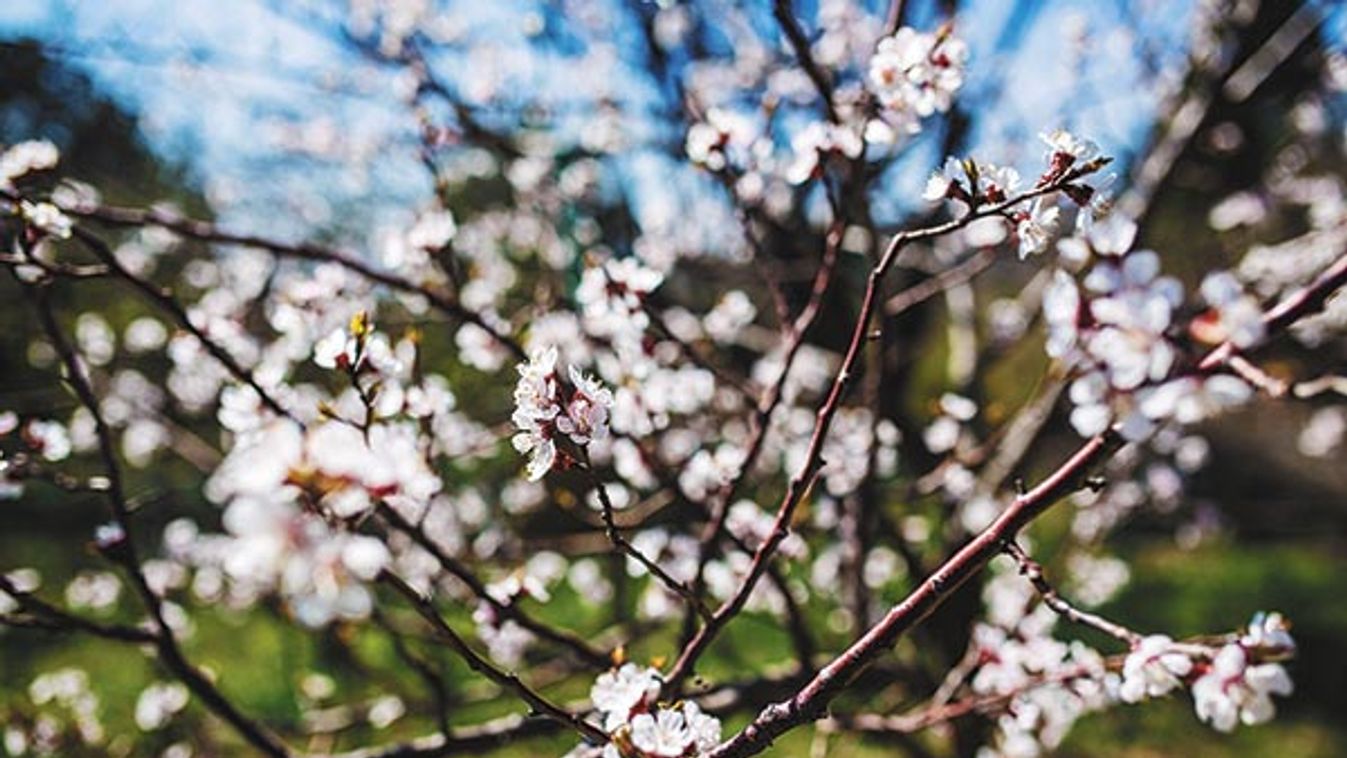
[[134, 682, 189, 731], [555, 366, 613, 444], [1192, 643, 1293, 732], [1197, 270, 1265, 348], [1241, 611, 1295, 652], [590, 663, 662, 731], [1083, 250, 1182, 390], [0, 139, 59, 186], [19, 199, 72, 239], [785, 122, 864, 184], [1119, 635, 1193, 703], [1017, 201, 1061, 259], [869, 26, 968, 119], [1041, 128, 1099, 164], [630, 708, 693, 757]]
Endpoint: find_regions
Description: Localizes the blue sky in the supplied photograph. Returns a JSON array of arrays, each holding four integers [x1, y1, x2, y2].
[[1, 0, 1342, 246]]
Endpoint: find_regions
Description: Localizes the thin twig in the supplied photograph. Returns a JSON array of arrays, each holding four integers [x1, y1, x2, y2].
[[376, 502, 611, 667], [703, 246, 1347, 758], [51, 195, 526, 361], [584, 462, 713, 622], [666, 171, 1104, 696], [0, 574, 157, 644], [378, 570, 609, 745], [1000, 540, 1141, 645], [772, 0, 840, 123], [24, 279, 292, 758]]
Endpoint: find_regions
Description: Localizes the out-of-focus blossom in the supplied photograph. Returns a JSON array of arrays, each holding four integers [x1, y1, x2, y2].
[[1192, 271, 1265, 348], [19, 200, 73, 239], [785, 122, 864, 184], [0, 139, 59, 187], [869, 26, 968, 120]]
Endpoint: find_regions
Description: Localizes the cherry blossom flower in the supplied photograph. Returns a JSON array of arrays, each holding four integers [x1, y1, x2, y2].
[[472, 608, 535, 665], [1040, 128, 1099, 179], [18, 199, 73, 239], [405, 208, 457, 251], [630, 708, 694, 757], [134, 682, 189, 731], [1134, 375, 1252, 428], [1193, 270, 1265, 348], [1119, 635, 1193, 703], [1058, 213, 1136, 266], [1192, 643, 1293, 732], [923, 157, 963, 201], [555, 366, 613, 445], [512, 424, 557, 482], [486, 568, 551, 605], [1242, 611, 1296, 652], [510, 347, 614, 480], [703, 290, 756, 344], [590, 663, 662, 731], [511, 347, 562, 480], [924, 157, 1022, 208], [215, 497, 390, 627], [23, 419, 72, 461], [583, 661, 722, 757], [576, 258, 665, 338], [0, 139, 59, 187], [1017, 200, 1061, 259], [784, 122, 864, 184], [681, 702, 722, 751], [1082, 250, 1182, 390], [685, 109, 758, 172], [868, 26, 968, 120], [313, 326, 359, 370]]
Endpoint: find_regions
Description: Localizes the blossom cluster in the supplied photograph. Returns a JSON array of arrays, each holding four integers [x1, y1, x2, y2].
[[1119, 612, 1296, 733], [511, 346, 615, 481], [973, 557, 1298, 757], [867, 25, 969, 139], [566, 664, 721, 758], [923, 129, 1107, 258], [1, 5, 1342, 758], [1043, 215, 1262, 440]]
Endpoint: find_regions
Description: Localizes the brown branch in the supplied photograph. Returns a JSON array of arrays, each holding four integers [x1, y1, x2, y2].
[[0, 251, 110, 279], [703, 245, 1347, 758], [55, 198, 526, 361], [1199, 249, 1347, 371], [772, 0, 840, 123], [1000, 541, 1140, 645], [828, 656, 1116, 736], [689, 219, 845, 606], [369, 608, 453, 738], [1227, 355, 1288, 398], [584, 463, 713, 621], [884, 248, 997, 316], [376, 502, 611, 668], [665, 172, 1101, 696], [24, 280, 291, 758], [0, 574, 157, 644], [378, 570, 608, 745]]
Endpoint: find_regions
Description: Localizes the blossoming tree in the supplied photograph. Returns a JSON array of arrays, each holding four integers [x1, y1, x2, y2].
[[1, 1, 1345, 757]]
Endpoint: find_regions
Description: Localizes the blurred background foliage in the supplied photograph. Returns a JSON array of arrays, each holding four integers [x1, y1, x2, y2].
[[2, 2, 1347, 757]]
